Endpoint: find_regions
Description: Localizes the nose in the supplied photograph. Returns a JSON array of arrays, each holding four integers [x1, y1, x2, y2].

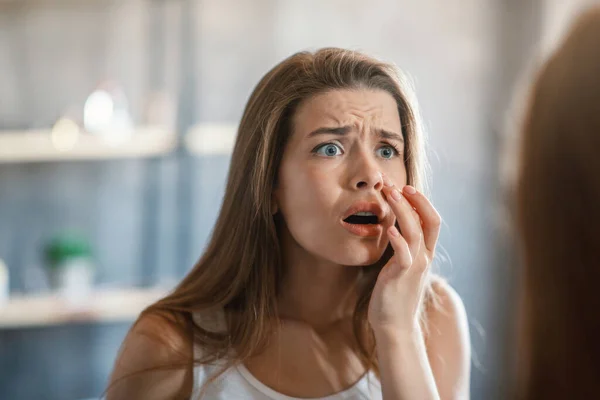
[[351, 153, 383, 191]]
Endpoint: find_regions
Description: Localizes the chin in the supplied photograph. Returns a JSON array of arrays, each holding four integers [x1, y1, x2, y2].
[[336, 246, 387, 267]]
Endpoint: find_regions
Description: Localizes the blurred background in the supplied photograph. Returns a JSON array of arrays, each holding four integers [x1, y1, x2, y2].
[[0, 0, 598, 399]]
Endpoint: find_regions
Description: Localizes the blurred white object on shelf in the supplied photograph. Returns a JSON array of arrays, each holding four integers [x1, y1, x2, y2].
[[0, 259, 8, 306], [84, 81, 134, 145], [51, 117, 81, 152]]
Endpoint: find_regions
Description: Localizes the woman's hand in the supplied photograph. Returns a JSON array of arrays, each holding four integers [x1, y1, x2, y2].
[[368, 176, 443, 400], [368, 176, 442, 337]]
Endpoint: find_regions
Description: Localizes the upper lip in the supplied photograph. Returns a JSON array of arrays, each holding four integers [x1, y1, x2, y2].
[[342, 201, 386, 223]]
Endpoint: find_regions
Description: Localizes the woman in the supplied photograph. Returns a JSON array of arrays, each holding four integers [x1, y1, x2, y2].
[[107, 48, 471, 399], [515, 7, 600, 400]]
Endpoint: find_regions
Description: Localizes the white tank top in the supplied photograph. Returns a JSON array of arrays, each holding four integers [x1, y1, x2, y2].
[[191, 312, 382, 400]]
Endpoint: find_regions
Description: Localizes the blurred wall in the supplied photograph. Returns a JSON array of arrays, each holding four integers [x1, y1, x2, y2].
[[1, 0, 597, 399]]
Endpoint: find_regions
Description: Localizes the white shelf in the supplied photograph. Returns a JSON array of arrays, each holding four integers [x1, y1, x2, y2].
[[0, 126, 177, 164], [185, 123, 238, 155], [0, 286, 169, 329]]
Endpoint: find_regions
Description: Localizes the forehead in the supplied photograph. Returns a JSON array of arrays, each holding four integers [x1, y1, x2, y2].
[[292, 89, 402, 134]]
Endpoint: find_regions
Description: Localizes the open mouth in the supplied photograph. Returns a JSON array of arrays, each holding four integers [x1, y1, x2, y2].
[[343, 212, 380, 225], [341, 202, 385, 237]]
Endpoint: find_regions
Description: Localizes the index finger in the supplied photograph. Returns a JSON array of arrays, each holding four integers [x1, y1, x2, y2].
[[401, 186, 441, 251], [381, 185, 422, 257]]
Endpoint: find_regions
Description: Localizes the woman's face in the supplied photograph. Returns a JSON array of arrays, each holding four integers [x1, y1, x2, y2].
[[274, 88, 407, 266]]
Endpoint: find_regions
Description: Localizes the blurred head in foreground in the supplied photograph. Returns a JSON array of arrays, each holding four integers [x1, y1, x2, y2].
[[515, 6, 600, 399]]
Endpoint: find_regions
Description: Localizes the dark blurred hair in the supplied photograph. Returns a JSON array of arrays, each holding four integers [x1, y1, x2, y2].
[[516, 6, 600, 399]]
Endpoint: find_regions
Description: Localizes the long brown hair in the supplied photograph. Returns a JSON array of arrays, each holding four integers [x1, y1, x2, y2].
[[140, 48, 434, 391], [515, 7, 600, 399]]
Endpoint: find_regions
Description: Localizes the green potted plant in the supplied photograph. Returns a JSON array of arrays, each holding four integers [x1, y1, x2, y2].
[[44, 233, 95, 304]]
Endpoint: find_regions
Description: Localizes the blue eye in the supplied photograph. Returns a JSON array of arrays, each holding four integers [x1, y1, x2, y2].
[[377, 145, 398, 159], [315, 143, 343, 157]]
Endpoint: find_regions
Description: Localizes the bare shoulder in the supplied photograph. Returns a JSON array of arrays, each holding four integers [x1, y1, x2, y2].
[[425, 275, 471, 400], [106, 309, 194, 400], [426, 276, 469, 332]]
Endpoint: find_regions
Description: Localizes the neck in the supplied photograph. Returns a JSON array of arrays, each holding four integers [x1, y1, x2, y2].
[[277, 229, 360, 330]]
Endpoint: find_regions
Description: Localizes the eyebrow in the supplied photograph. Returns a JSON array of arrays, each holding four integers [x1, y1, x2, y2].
[[307, 125, 404, 143]]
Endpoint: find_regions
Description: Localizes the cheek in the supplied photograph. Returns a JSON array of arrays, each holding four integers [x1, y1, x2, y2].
[[279, 164, 336, 215], [383, 162, 408, 186], [307, 168, 336, 199]]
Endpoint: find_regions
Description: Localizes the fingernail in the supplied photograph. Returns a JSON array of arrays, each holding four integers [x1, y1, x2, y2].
[[391, 188, 402, 201], [388, 226, 400, 237], [382, 175, 393, 187], [403, 185, 416, 195]]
